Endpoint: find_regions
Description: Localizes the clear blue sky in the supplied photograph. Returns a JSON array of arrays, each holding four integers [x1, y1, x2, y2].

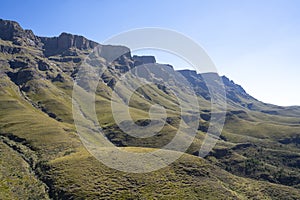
[[1, 0, 300, 106]]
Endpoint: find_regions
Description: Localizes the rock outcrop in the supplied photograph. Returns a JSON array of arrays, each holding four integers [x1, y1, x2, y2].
[[133, 55, 156, 66], [0, 19, 100, 57], [0, 19, 42, 47], [0, 18, 258, 110], [40, 32, 99, 57], [98, 45, 131, 63]]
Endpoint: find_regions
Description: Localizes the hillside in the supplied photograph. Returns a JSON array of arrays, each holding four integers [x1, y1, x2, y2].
[[1, 18, 300, 199]]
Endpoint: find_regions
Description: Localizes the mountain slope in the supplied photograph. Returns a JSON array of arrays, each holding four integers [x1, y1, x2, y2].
[[1, 18, 300, 199]]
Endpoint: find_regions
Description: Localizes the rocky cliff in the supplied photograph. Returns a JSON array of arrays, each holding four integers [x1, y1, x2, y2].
[[0, 19, 99, 57], [40, 33, 99, 57], [0, 19, 42, 47], [133, 55, 156, 66]]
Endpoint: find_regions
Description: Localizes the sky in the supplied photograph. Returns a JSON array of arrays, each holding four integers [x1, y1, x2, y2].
[[1, 0, 300, 106]]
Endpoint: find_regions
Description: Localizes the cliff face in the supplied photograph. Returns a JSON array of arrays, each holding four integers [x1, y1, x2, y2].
[[40, 33, 99, 56], [0, 19, 41, 47], [0, 19, 258, 108], [0, 19, 136, 95], [0, 19, 99, 57], [133, 55, 156, 66], [0, 19, 277, 111], [0, 19, 23, 41]]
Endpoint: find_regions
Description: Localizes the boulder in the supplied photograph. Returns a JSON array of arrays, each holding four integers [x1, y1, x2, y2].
[[9, 60, 28, 69], [7, 69, 36, 85], [38, 60, 50, 71], [52, 73, 65, 82]]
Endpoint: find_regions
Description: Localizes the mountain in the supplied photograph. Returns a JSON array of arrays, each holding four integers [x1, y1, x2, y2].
[[1, 19, 300, 199]]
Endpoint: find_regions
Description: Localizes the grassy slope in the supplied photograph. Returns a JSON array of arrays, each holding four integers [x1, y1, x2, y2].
[[47, 148, 300, 200], [1, 40, 300, 199], [0, 140, 49, 200], [209, 109, 300, 187]]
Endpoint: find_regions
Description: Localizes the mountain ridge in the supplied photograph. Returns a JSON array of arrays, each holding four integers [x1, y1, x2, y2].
[[0, 19, 269, 107], [1, 18, 300, 199]]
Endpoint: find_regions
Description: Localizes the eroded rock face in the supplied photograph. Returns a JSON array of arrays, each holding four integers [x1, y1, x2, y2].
[[0, 18, 257, 110], [0, 45, 22, 54], [133, 55, 156, 66], [52, 73, 65, 83], [40, 33, 99, 57], [99, 45, 131, 62], [9, 60, 28, 69], [177, 70, 210, 100], [37, 60, 50, 71], [222, 76, 252, 100], [0, 19, 42, 47], [0, 19, 24, 41], [7, 69, 37, 85], [0, 19, 100, 57]]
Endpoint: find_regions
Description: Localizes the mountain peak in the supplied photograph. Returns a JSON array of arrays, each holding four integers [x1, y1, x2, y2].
[[0, 19, 99, 57], [0, 19, 41, 47], [0, 19, 21, 40]]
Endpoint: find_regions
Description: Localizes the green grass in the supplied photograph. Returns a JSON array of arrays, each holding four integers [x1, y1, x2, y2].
[[47, 148, 300, 199], [1, 37, 300, 199], [0, 140, 49, 199]]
